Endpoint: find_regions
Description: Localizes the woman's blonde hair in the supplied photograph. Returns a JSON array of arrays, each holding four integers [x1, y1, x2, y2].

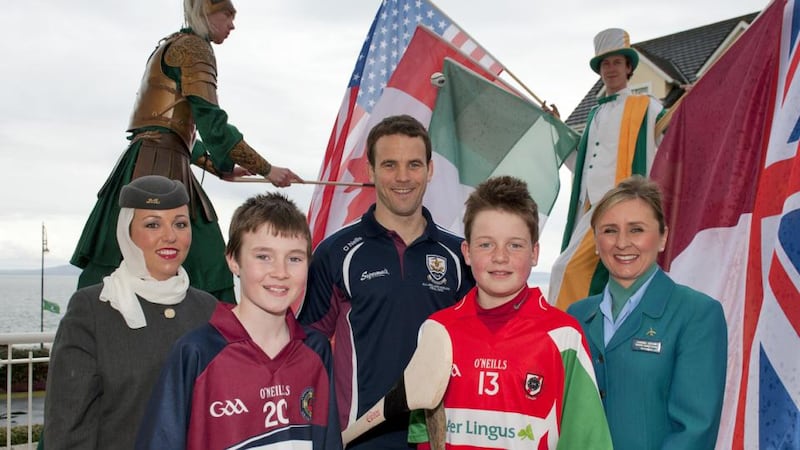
[[591, 175, 667, 234]]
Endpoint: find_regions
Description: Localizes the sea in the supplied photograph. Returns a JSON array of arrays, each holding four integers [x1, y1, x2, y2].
[[0, 270, 551, 334], [0, 273, 76, 334]]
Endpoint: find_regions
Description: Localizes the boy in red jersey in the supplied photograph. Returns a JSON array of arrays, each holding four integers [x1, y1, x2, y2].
[[421, 176, 612, 449], [136, 193, 341, 449]]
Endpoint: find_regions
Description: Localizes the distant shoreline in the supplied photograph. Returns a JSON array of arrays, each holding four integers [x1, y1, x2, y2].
[[0, 264, 81, 276]]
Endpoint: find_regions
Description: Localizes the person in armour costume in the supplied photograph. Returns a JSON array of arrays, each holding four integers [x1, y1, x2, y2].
[[71, 0, 302, 303]]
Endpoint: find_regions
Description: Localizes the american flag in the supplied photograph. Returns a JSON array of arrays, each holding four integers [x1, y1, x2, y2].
[[651, 0, 800, 446], [307, 0, 503, 248]]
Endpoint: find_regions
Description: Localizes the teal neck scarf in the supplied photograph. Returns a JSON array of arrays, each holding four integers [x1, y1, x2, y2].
[[609, 264, 658, 320]]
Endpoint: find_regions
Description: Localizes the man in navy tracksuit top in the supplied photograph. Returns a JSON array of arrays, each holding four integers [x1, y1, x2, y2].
[[298, 115, 473, 449]]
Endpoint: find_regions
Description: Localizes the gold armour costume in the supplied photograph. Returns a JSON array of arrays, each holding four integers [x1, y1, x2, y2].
[[73, 0, 271, 304], [128, 33, 217, 149]]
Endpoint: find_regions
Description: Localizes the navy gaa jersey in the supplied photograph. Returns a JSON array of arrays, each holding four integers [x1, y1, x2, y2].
[[298, 205, 473, 449], [136, 303, 341, 450]]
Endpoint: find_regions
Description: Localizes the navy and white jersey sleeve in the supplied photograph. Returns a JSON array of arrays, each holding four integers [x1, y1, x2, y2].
[[303, 327, 343, 449], [135, 323, 227, 450], [297, 233, 346, 338]]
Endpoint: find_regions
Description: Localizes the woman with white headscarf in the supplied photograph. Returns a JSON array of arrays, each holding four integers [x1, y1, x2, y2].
[[44, 175, 218, 449]]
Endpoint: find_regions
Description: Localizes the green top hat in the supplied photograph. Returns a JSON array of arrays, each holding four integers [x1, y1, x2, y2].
[[590, 28, 639, 74]]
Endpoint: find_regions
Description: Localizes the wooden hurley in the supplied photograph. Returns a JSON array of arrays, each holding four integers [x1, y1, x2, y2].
[[231, 176, 374, 187], [342, 321, 452, 446]]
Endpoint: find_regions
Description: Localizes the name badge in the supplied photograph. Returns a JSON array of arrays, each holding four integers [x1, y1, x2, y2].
[[632, 339, 662, 354]]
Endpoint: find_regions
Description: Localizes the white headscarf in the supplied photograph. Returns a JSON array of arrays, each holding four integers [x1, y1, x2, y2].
[[99, 207, 190, 329]]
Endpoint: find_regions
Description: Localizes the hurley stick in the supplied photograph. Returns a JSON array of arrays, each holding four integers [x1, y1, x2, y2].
[[342, 320, 452, 445]]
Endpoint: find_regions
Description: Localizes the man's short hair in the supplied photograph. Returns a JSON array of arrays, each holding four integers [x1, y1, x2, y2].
[[366, 114, 432, 166]]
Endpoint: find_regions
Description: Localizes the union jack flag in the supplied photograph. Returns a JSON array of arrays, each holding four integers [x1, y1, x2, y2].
[[652, 0, 800, 447], [307, 0, 503, 248]]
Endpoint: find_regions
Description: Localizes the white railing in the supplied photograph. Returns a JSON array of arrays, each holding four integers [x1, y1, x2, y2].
[[1, 332, 54, 449]]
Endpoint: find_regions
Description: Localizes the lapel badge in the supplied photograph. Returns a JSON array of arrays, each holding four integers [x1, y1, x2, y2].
[[646, 327, 656, 337], [524, 373, 543, 398]]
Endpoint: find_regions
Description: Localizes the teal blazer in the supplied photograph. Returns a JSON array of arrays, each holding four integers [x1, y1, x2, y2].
[[567, 270, 727, 450]]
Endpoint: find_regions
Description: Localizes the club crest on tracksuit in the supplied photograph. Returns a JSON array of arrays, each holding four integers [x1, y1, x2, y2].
[[426, 254, 447, 284], [300, 387, 315, 421], [525, 373, 543, 397]]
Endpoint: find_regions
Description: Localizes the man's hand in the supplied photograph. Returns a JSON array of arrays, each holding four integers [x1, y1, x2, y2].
[[266, 166, 303, 187], [542, 102, 561, 119]]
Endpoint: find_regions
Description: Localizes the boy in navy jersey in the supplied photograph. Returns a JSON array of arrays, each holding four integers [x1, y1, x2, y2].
[[137, 193, 341, 449]]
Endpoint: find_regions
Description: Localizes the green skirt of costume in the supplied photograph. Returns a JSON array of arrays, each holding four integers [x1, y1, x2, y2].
[[71, 131, 235, 303]]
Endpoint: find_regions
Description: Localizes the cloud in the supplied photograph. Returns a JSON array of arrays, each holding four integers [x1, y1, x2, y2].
[[1, 0, 766, 271]]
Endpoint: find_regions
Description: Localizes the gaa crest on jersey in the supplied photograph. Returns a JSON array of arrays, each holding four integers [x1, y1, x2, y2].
[[426, 254, 447, 285], [300, 387, 315, 421], [524, 373, 543, 398]]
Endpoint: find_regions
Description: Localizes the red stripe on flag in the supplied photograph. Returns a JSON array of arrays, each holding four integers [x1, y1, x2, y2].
[[450, 30, 468, 47], [783, 39, 800, 101], [309, 86, 360, 248], [733, 4, 787, 444], [469, 48, 486, 63], [768, 252, 800, 335]]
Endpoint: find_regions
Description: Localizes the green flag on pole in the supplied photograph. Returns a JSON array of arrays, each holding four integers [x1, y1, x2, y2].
[[426, 58, 579, 233], [43, 298, 60, 314]]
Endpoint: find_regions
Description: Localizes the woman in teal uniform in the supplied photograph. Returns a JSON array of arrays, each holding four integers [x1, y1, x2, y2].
[[567, 175, 727, 450]]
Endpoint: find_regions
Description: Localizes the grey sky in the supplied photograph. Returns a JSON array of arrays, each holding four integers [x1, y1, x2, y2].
[[0, 0, 766, 271]]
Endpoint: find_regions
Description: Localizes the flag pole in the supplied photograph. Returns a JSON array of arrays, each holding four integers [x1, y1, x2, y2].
[[41, 223, 49, 335], [230, 177, 374, 188], [428, 0, 547, 107]]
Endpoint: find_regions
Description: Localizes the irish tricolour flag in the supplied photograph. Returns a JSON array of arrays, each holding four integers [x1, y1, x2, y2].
[[426, 58, 578, 235]]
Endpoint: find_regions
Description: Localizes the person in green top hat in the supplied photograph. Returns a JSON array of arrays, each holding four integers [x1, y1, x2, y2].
[[550, 28, 668, 312], [567, 175, 727, 450], [70, 0, 303, 303]]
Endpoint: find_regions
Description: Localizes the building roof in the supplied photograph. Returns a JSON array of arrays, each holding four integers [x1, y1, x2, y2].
[[565, 12, 759, 130]]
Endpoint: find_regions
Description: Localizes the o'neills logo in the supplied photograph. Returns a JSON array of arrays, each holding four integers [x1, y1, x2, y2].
[[361, 268, 389, 281], [209, 398, 249, 417]]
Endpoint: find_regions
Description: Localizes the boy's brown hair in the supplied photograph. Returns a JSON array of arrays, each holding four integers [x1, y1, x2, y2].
[[226, 192, 312, 261], [463, 175, 539, 244]]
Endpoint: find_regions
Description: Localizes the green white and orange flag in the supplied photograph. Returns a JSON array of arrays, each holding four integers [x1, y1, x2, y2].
[[425, 58, 579, 235]]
